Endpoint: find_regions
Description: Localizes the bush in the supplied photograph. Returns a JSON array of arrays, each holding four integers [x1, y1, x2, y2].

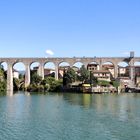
[[98, 80, 110, 87], [112, 81, 120, 88], [0, 80, 6, 92]]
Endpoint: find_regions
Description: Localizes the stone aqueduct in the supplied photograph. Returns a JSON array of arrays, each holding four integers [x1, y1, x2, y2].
[[1, 57, 140, 91]]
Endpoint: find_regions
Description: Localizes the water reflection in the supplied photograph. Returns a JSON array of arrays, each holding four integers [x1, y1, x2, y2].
[[6, 90, 13, 96], [0, 92, 140, 140], [62, 93, 140, 121]]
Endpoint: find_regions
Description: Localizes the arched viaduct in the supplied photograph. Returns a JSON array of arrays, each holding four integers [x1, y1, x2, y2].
[[0, 57, 140, 91]]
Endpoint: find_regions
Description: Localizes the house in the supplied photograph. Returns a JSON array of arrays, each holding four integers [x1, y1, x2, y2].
[[32, 66, 55, 77], [92, 70, 111, 81], [102, 64, 114, 77], [118, 66, 128, 77], [87, 63, 99, 71], [58, 66, 70, 78]]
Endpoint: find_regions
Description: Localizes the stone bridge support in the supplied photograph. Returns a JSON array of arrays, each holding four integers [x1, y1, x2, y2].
[[114, 64, 118, 79], [25, 63, 30, 88], [7, 63, 13, 91], [99, 59, 102, 70], [129, 58, 134, 81], [55, 63, 59, 80], [38, 63, 44, 79]]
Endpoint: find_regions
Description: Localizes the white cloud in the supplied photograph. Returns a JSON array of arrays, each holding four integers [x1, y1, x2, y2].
[[46, 49, 54, 56]]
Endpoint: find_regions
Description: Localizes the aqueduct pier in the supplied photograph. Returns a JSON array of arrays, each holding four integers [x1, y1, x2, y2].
[[0, 56, 140, 91]]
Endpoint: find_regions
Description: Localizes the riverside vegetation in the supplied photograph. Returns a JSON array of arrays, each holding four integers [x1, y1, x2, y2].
[[0, 67, 7, 93], [0, 65, 119, 94]]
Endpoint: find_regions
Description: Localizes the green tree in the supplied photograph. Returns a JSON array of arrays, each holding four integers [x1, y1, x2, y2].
[[63, 68, 76, 86], [112, 80, 120, 88], [13, 78, 25, 91], [0, 68, 6, 92], [13, 78, 20, 90], [78, 65, 89, 83], [90, 72, 98, 86], [45, 77, 62, 92], [31, 73, 42, 85], [0, 80, 6, 92], [0, 68, 5, 81], [19, 74, 24, 80]]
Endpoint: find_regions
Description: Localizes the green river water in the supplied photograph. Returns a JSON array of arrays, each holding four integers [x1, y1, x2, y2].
[[0, 91, 140, 140]]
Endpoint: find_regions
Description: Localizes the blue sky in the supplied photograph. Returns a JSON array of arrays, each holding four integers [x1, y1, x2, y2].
[[0, 0, 140, 58]]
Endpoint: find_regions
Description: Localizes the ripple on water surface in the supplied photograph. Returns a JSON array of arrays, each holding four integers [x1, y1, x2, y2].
[[0, 92, 140, 140]]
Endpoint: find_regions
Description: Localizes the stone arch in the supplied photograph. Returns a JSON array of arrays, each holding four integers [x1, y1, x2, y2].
[[73, 62, 84, 72], [12, 62, 26, 90], [13, 61, 26, 71], [102, 62, 115, 78], [30, 61, 41, 75], [44, 62, 55, 78], [58, 62, 70, 79], [13, 62, 26, 82], [30, 61, 40, 70], [134, 62, 140, 66], [102, 61, 115, 66], [118, 62, 129, 77], [58, 61, 70, 66], [30, 62, 41, 84]]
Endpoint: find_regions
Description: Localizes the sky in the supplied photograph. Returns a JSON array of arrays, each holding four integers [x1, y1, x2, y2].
[[0, 0, 140, 58]]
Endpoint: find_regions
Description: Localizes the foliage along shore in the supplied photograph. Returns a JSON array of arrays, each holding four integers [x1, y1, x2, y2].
[[0, 66, 120, 94]]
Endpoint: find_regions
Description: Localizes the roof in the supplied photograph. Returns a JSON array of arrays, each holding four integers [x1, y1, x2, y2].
[[92, 70, 110, 73]]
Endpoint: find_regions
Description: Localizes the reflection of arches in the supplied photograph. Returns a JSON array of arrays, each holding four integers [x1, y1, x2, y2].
[[44, 62, 55, 78], [102, 62, 115, 78], [58, 62, 70, 79], [118, 62, 129, 77]]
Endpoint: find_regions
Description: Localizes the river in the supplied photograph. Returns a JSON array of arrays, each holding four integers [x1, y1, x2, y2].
[[0, 91, 140, 140]]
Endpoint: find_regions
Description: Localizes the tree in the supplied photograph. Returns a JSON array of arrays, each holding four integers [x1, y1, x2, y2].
[[13, 77, 25, 91], [78, 65, 89, 83], [19, 74, 24, 80], [13, 78, 20, 90], [31, 73, 42, 85], [0, 68, 6, 92], [63, 68, 76, 86], [44, 77, 62, 92], [112, 80, 120, 88], [0, 68, 5, 81], [90, 72, 98, 86], [0, 80, 6, 92]]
